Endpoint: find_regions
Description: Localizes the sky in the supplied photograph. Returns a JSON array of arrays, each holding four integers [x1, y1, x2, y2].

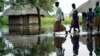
[[57, 0, 88, 15], [0, 0, 88, 16]]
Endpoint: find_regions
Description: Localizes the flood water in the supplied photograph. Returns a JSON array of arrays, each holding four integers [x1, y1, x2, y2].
[[0, 25, 100, 56]]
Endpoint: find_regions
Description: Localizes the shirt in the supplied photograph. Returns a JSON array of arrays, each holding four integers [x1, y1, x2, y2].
[[87, 12, 94, 22], [72, 9, 79, 20], [70, 8, 77, 17], [56, 7, 64, 21], [94, 6, 100, 16]]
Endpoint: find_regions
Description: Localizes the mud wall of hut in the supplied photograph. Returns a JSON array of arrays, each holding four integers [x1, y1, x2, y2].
[[29, 15, 39, 34], [9, 15, 39, 35]]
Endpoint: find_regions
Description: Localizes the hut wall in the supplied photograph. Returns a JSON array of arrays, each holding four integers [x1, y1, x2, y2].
[[9, 15, 40, 35], [22, 15, 29, 34], [29, 16, 38, 24], [9, 16, 22, 24], [9, 16, 22, 34], [20, 16, 25, 34], [29, 16, 39, 34]]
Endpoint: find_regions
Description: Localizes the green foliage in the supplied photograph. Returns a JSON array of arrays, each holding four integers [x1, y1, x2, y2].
[[41, 16, 72, 33], [63, 16, 72, 24], [95, 46, 100, 56], [6, 0, 56, 12], [41, 37, 55, 53], [39, 0, 56, 12], [28, 0, 56, 12], [41, 16, 55, 27], [0, 0, 5, 11], [41, 16, 72, 27], [63, 16, 82, 25], [79, 16, 82, 25], [16, 0, 28, 5], [0, 37, 10, 56], [0, 38, 5, 49], [0, 16, 8, 25], [41, 16, 55, 33]]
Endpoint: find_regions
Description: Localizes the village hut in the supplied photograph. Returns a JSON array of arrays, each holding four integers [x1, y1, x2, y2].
[[77, 0, 100, 13], [77, 0, 100, 31], [2, 5, 47, 35]]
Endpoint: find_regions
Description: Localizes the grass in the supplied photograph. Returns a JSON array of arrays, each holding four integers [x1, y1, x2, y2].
[[41, 16, 55, 28], [63, 16, 72, 24], [41, 16, 72, 27], [41, 16, 82, 27], [41, 16, 72, 33], [41, 16, 82, 33]]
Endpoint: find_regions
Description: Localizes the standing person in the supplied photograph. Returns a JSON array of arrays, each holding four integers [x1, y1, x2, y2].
[[94, 1, 100, 31], [86, 8, 94, 31], [54, 2, 67, 34], [69, 3, 80, 33]]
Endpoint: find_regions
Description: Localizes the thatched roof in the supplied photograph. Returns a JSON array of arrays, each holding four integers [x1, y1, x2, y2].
[[2, 5, 48, 16], [77, 0, 100, 13]]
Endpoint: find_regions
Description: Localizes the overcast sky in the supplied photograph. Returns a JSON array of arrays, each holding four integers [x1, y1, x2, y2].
[[57, 0, 88, 15], [0, 0, 88, 15]]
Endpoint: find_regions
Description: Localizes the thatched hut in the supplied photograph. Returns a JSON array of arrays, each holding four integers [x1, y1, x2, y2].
[[77, 0, 100, 31], [77, 0, 100, 13], [2, 5, 47, 35]]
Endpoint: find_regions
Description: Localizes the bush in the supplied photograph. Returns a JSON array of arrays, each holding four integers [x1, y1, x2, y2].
[[0, 16, 8, 25]]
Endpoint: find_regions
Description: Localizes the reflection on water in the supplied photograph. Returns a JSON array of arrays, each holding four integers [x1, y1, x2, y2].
[[54, 34, 67, 56], [4, 35, 55, 56], [94, 35, 100, 56], [70, 33, 79, 56], [1, 26, 100, 56], [87, 33, 93, 56]]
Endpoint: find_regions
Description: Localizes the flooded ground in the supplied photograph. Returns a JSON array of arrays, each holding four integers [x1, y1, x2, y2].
[[0, 25, 100, 56]]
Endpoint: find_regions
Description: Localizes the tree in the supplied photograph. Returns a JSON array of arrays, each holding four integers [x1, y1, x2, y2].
[[0, 0, 5, 11]]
